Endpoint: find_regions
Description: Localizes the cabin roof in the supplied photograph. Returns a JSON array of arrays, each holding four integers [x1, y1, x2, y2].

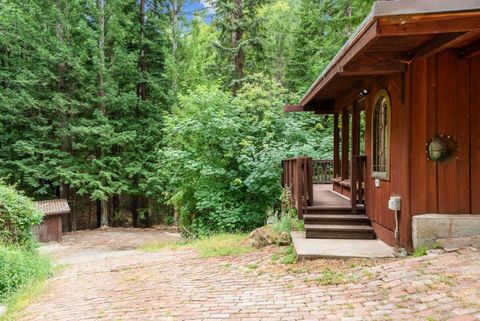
[[287, 0, 480, 113], [35, 198, 70, 216]]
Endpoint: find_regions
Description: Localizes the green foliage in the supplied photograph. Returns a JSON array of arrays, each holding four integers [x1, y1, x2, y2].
[[271, 188, 304, 233], [412, 246, 429, 257], [0, 0, 167, 212], [286, 0, 374, 92], [315, 268, 347, 286], [0, 244, 51, 301], [271, 245, 296, 264], [0, 0, 375, 232], [159, 76, 325, 235], [257, 0, 301, 83], [0, 183, 50, 304], [138, 233, 254, 258], [211, 0, 270, 91], [0, 183, 43, 247]]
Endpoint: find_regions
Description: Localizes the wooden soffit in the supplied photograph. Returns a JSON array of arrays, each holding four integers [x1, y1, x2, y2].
[[289, 0, 480, 111]]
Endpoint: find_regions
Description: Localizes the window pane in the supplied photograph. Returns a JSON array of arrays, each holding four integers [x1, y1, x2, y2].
[[372, 91, 390, 177]]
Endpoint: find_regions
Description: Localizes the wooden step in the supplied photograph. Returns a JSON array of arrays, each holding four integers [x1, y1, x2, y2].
[[306, 205, 365, 215], [303, 214, 370, 225], [305, 224, 375, 239]]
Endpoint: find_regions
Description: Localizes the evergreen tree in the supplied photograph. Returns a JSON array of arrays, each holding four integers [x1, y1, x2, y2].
[[286, 0, 374, 92], [211, 0, 269, 95], [257, 0, 301, 83]]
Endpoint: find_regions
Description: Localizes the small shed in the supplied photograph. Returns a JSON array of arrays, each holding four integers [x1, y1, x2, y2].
[[35, 199, 70, 242]]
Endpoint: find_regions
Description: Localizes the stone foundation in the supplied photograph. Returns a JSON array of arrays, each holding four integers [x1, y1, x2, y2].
[[412, 214, 480, 248]]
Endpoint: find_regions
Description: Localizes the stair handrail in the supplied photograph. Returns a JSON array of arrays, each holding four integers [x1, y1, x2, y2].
[[351, 155, 367, 214], [281, 157, 313, 219]]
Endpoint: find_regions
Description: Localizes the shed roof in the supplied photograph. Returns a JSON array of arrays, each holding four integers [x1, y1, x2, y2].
[[35, 199, 70, 216], [287, 0, 480, 113]]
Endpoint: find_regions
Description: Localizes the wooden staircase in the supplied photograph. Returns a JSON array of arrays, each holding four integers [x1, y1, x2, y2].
[[282, 156, 372, 240], [303, 205, 375, 239]]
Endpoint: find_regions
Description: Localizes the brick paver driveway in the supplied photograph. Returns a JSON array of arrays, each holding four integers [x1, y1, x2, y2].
[[17, 229, 480, 321]]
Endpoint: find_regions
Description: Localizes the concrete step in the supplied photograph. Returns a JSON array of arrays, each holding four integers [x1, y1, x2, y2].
[[303, 214, 370, 225], [291, 231, 395, 259], [305, 224, 375, 239]]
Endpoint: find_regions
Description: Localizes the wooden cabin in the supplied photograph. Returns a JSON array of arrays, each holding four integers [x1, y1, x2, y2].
[[282, 0, 480, 250]]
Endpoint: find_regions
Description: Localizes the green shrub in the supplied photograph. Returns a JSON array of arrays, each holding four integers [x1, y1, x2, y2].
[[0, 183, 43, 247], [271, 245, 297, 264], [271, 188, 304, 234], [158, 77, 328, 235], [0, 244, 51, 301], [412, 246, 428, 257]]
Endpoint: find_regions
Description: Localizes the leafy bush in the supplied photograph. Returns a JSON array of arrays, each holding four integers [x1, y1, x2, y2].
[[412, 246, 428, 257], [158, 76, 329, 235], [0, 244, 51, 301], [0, 183, 43, 247], [271, 188, 304, 233]]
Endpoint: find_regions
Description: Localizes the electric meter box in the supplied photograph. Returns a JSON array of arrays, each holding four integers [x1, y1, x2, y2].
[[388, 196, 401, 211]]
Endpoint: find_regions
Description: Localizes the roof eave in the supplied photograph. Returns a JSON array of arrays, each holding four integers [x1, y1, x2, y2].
[[298, 0, 480, 108]]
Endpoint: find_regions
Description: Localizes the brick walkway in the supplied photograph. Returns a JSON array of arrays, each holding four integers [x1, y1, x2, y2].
[[17, 229, 480, 321]]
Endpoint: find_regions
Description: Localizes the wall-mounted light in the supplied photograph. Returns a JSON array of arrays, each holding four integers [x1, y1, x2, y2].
[[426, 135, 457, 163]]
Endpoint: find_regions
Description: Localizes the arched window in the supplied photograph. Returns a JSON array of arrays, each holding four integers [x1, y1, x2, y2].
[[372, 89, 391, 180]]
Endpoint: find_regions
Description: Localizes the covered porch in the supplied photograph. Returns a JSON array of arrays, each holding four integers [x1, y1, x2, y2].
[[282, 0, 480, 248], [282, 98, 367, 215], [281, 104, 372, 239]]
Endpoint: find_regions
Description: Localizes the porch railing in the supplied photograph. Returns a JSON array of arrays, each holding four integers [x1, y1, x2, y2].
[[351, 155, 367, 213], [281, 157, 313, 218], [312, 160, 334, 184], [282, 156, 366, 216]]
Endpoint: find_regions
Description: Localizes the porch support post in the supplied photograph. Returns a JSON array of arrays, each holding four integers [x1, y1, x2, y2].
[[333, 113, 340, 178], [341, 108, 350, 180], [352, 101, 360, 158], [351, 101, 360, 213]]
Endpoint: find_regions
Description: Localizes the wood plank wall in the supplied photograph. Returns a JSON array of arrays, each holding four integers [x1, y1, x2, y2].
[[337, 50, 480, 249], [411, 51, 480, 217], [364, 73, 410, 247]]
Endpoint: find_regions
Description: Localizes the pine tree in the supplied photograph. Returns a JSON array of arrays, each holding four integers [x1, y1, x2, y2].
[[257, 0, 301, 83], [211, 0, 269, 95], [286, 0, 374, 92]]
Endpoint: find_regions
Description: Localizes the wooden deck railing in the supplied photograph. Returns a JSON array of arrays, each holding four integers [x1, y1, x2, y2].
[[312, 160, 334, 184], [351, 155, 367, 213], [281, 157, 313, 218], [283, 156, 366, 216]]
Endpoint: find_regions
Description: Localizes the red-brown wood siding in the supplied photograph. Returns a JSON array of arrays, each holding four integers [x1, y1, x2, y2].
[[410, 50, 479, 217], [364, 73, 411, 248], [471, 56, 480, 214], [332, 50, 480, 249]]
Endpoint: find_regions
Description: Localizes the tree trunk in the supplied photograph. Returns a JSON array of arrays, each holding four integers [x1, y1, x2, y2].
[[131, 195, 139, 228], [130, 0, 148, 230], [98, 0, 108, 227], [147, 198, 154, 227], [138, 0, 147, 100], [112, 194, 120, 222], [171, 0, 178, 95], [142, 196, 150, 227], [98, 0, 106, 114], [231, 0, 244, 96], [96, 200, 102, 228], [71, 191, 77, 231], [57, 0, 73, 232]]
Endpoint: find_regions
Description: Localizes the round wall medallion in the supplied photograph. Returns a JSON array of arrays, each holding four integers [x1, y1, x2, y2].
[[426, 135, 457, 163]]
